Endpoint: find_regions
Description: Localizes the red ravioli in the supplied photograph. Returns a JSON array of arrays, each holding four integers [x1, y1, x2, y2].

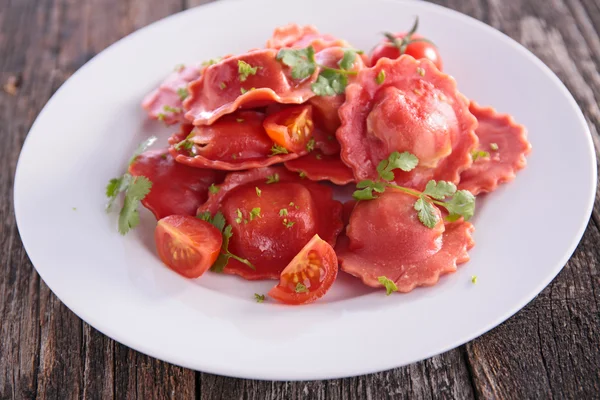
[[266, 24, 352, 52], [284, 152, 355, 185], [168, 112, 301, 171], [336, 189, 474, 293], [459, 102, 531, 195], [142, 65, 201, 125], [183, 49, 316, 126], [337, 56, 478, 190], [128, 150, 222, 219], [198, 167, 343, 280]]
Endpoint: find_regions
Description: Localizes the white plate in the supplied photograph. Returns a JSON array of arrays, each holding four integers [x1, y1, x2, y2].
[[14, 0, 597, 380]]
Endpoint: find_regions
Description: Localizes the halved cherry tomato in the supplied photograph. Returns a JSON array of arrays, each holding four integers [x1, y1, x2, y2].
[[263, 104, 314, 153], [370, 33, 443, 71], [155, 215, 222, 278], [268, 234, 338, 305]]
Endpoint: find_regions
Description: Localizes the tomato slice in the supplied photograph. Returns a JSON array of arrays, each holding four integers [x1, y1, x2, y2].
[[155, 215, 222, 278], [268, 234, 338, 305], [370, 33, 443, 71], [263, 104, 314, 153]]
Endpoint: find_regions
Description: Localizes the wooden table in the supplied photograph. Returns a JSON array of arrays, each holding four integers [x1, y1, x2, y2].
[[1, 0, 599, 398]]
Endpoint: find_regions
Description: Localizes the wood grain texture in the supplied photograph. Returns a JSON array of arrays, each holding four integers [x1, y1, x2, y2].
[[1, 0, 599, 399]]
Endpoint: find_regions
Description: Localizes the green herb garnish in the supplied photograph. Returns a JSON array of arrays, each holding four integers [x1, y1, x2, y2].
[[378, 276, 398, 295], [105, 137, 157, 234], [254, 293, 265, 303], [199, 211, 255, 272], [376, 70, 386, 84], [255, 187, 261, 197], [353, 152, 475, 228], [490, 143, 499, 151], [471, 150, 490, 161], [266, 173, 280, 184], [238, 60, 258, 81], [177, 87, 188, 101], [208, 183, 219, 194], [270, 144, 289, 156]]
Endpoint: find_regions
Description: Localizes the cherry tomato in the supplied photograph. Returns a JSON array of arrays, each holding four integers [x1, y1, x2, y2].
[[155, 215, 222, 278], [268, 234, 338, 305], [263, 104, 314, 154], [370, 33, 443, 71]]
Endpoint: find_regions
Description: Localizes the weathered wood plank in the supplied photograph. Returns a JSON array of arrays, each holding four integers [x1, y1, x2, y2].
[[199, 349, 475, 400]]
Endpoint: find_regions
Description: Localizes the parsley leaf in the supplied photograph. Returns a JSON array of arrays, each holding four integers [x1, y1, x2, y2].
[[378, 276, 398, 295], [201, 212, 255, 272], [255, 187, 261, 197], [306, 138, 316, 152], [282, 219, 295, 228], [254, 293, 265, 303], [376, 70, 386, 84], [338, 49, 357, 70], [177, 87, 188, 101], [235, 208, 243, 224], [105, 174, 132, 211], [276, 46, 316, 80], [118, 176, 152, 235], [266, 173, 280, 184], [238, 60, 258, 81], [311, 69, 347, 96], [219, 82, 227, 90], [445, 190, 475, 221], [413, 197, 440, 228], [422, 180, 457, 200], [295, 282, 308, 293], [279, 208, 288, 216], [352, 187, 377, 201], [270, 144, 289, 156]]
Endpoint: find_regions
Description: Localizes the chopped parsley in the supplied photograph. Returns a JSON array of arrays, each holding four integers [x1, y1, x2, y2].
[[270, 144, 289, 156], [315, 154, 322, 160], [177, 87, 188, 101], [208, 183, 219, 194], [279, 208, 288, 217], [254, 293, 265, 303], [289, 201, 299, 209], [306, 138, 316, 152], [295, 282, 308, 293], [282, 219, 295, 228], [299, 171, 307, 179], [219, 82, 227, 90], [202, 58, 221, 67], [471, 275, 478, 284], [416, 67, 426, 77], [266, 173, 280, 184], [249, 207, 261, 221], [163, 105, 181, 114], [490, 143, 499, 151], [471, 150, 490, 161], [255, 187, 261, 197], [378, 276, 398, 295], [353, 152, 475, 228], [238, 60, 258, 81], [240, 87, 256, 94], [376, 70, 386, 84], [234, 208, 243, 224]]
